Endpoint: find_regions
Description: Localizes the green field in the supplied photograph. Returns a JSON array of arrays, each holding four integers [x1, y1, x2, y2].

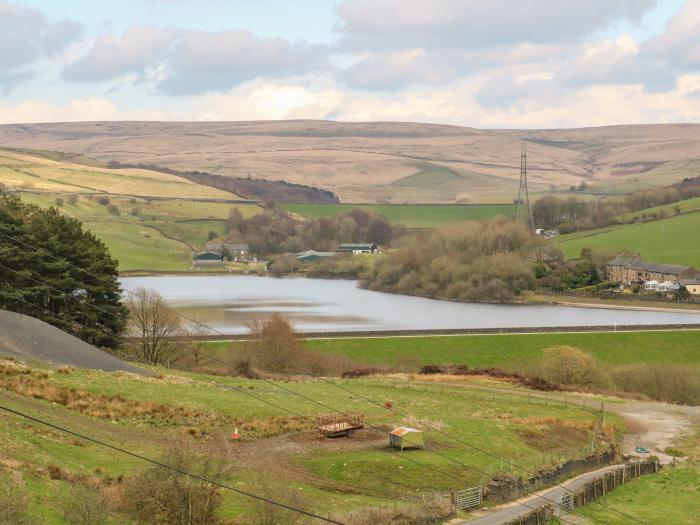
[[15, 192, 260, 271], [621, 197, 700, 221], [303, 330, 700, 370], [0, 358, 616, 523], [282, 203, 515, 228], [567, 466, 700, 525], [554, 211, 700, 268]]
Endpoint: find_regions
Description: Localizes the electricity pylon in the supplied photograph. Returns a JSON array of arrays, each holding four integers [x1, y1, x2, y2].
[[514, 141, 535, 230]]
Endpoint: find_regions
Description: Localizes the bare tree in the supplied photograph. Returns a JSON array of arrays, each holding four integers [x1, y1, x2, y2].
[[126, 287, 181, 365], [61, 481, 110, 525], [248, 476, 311, 525], [124, 443, 233, 525], [247, 314, 305, 374], [184, 321, 211, 369]]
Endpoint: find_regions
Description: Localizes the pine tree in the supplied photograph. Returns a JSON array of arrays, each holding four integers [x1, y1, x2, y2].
[[0, 194, 127, 348]]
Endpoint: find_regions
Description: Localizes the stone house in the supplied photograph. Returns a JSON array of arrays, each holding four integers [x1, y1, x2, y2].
[[607, 255, 698, 286], [206, 241, 251, 262]]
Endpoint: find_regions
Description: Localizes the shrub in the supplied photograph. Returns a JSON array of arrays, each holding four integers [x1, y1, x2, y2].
[[123, 443, 232, 525], [0, 476, 34, 525], [61, 481, 110, 525], [535, 346, 609, 390], [97, 196, 110, 205], [610, 363, 700, 405]]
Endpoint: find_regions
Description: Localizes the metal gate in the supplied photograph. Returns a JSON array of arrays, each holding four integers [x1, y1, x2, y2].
[[554, 493, 574, 516], [454, 486, 482, 509]]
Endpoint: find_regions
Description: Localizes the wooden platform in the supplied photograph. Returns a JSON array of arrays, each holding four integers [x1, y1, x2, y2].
[[315, 412, 364, 437]]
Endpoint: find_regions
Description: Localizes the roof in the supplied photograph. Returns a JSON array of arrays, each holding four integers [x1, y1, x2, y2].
[[389, 427, 422, 437], [338, 243, 377, 250], [193, 251, 223, 260], [680, 278, 700, 286], [296, 250, 335, 259], [627, 261, 694, 275], [608, 255, 638, 266]]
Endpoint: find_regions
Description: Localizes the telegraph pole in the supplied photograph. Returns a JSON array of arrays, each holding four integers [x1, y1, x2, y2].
[[514, 141, 535, 230]]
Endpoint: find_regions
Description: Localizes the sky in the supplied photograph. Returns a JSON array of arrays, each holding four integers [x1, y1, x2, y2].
[[1, 0, 699, 128]]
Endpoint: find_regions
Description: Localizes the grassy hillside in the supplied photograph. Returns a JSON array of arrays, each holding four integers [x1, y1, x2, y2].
[[282, 203, 514, 228], [16, 192, 260, 272], [554, 211, 700, 268], [303, 330, 700, 370], [0, 357, 616, 523], [0, 149, 236, 199]]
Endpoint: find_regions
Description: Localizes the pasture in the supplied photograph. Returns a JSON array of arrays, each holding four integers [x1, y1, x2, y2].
[[554, 211, 700, 268], [0, 359, 616, 523], [282, 203, 514, 228]]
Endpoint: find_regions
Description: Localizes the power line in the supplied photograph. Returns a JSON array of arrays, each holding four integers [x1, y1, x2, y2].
[[0, 404, 345, 525], [0, 230, 642, 523], [315, 377, 647, 525], [2, 288, 576, 523]]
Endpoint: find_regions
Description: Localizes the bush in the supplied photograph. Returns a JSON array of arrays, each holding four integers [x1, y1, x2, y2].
[[245, 477, 311, 525], [610, 363, 700, 405], [97, 196, 110, 205], [123, 444, 232, 525], [0, 476, 34, 525], [534, 346, 609, 390], [61, 481, 110, 525]]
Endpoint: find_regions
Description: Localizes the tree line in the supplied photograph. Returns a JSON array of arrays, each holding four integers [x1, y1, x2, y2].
[[224, 206, 393, 256]]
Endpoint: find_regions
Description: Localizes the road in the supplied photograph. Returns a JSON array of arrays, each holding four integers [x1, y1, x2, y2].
[[459, 464, 625, 524]]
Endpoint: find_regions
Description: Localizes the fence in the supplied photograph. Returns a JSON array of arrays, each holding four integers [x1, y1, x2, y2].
[[453, 486, 482, 509], [540, 288, 700, 304]]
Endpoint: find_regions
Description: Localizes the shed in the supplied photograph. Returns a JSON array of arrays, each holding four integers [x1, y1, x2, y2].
[[389, 427, 424, 451], [336, 243, 377, 254], [295, 250, 335, 263], [193, 251, 225, 266]]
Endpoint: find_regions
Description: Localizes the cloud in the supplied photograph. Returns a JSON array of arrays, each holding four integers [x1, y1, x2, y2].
[[644, 0, 700, 68], [157, 29, 327, 94], [62, 26, 327, 94], [336, 0, 657, 50], [0, 97, 117, 124], [62, 26, 179, 81], [0, 1, 83, 90], [339, 49, 452, 90]]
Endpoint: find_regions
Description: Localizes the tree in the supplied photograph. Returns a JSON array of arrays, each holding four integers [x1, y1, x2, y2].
[[126, 287, 181, 365], [247, 314, 305, 374], [124, 444, 232, 525], [184, 322, 210, 368], [0, 194, 126, 348]]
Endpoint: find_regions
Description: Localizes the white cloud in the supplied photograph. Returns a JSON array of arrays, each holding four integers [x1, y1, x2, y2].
[[0, 1, 83, 90], [0, 97, 118, 124], [336, 0, 657, 50]]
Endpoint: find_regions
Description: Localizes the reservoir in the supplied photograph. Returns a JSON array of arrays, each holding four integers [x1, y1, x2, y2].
[[120, 275, 700, 335]]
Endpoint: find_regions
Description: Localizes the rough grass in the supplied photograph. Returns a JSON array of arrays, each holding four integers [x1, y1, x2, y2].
[[0, 359, 620, 523], [281, 203, 514, 228], [554, 211, 700, 268]]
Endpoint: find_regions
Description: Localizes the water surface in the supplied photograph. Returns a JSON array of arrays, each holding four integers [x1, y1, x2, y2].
[[120, 276, 700, 334]]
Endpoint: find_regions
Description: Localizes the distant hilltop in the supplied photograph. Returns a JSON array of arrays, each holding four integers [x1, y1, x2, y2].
[[2, 120, 700, 204]]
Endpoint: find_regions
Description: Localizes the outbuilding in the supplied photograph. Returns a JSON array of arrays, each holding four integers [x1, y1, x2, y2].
[[193, 251, 225, 266], [389, 427, 424, 451], [337, 243, 377, 254]]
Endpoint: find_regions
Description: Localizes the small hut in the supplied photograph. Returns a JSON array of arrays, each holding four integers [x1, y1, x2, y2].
[[389, 427, 424, 451]]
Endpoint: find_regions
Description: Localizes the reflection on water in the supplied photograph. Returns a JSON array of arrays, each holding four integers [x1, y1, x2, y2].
[[120, 275, 700, 335]]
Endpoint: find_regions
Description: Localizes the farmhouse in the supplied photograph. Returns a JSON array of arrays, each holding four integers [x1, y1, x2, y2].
[[337, 243, 377, 254], [192, 251, 224, 266], [206, 241, 251, 262], [680, 278, 700, 295], [607, 255, 698, 286]]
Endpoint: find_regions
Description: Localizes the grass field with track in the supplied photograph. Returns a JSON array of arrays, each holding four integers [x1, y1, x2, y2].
[[281, 203, 514, 228], [0, 358, 616, 524]]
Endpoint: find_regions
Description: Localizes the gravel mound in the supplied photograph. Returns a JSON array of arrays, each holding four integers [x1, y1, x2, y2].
[[0, 309, 148, 375]]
